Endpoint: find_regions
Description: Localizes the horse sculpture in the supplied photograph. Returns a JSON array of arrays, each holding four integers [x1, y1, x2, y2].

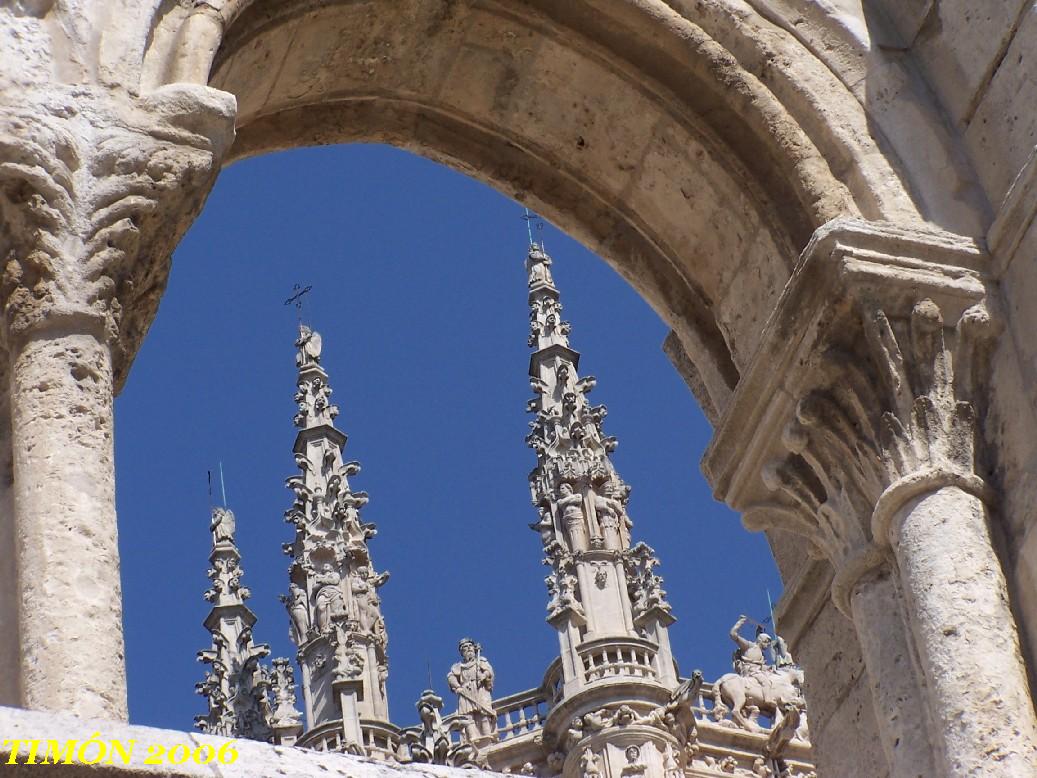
[[712, 665, 805, 732]]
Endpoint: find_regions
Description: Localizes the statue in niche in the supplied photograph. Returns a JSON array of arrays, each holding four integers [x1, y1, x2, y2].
[[530, 505, 555, 546], [447, 638, 497, 745], [210, 506, 236, 544], [313, 564, 346, 633], [593, 481, 625, 548], [350, 565, 388, 632], [579, 749, 602, 778], [332, 622, 366, 681], [557, 482, 587, 550], [282, 582, 310, 643], [296, 325, 322, 367]]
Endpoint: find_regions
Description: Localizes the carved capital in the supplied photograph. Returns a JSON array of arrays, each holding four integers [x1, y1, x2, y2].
[[0, 83, 235, 385], [705, 219, 994, 612]]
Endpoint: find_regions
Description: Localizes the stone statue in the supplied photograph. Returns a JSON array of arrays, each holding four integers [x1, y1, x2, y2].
[[579, 748, 602, 778], [593, 482, 624, 549], [557, 482, 588, 550], [332, 623, 366, 681], [526, 246, 555, 287], [730, 615, 771, 680], [447, 638, 497, 745], [313, 564, 346, 633], [210, 506, 236, 544], [712, 616, 805, 731], [282, 582, 310, 642], [350, 565, 388, 632], [295, 324, 322, 367], [772, 634, 795, 670]]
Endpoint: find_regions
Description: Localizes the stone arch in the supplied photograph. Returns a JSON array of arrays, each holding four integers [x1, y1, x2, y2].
[[8, 2, 1035, 775], [125, 0, 979, 422]]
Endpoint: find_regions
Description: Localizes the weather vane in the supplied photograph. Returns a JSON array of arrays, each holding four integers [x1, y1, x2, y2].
[[284, 284, 313, 321], [522, 208, 545, 249]]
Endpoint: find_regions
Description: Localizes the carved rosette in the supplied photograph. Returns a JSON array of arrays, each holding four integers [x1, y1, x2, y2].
[[0, 85, 235, 382]]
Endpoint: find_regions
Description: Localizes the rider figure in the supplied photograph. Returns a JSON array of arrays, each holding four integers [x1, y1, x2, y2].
[[730, 615, 774, 682]]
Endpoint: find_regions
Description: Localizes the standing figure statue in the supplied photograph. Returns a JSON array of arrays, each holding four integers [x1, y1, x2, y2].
[[283, 582, 310, 643], [313, 564, 346, 633], [447, 638, 498, 746], [593, 482, 624, 549], [526, 245, 555, 288], [350, 565, 388, 633], [210, 506, 236, 544], [295, 324, 322, 367], [557, 483, 588, 551]]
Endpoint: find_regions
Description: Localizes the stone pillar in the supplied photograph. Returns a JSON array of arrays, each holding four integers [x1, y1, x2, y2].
[[0, 84, 235, 719], [882, 484, 1037, 774], [849, 567, 936, 777], [705, 220, 1037, 777], [9, 322, 123, 718], [0, 370, 18, 707]]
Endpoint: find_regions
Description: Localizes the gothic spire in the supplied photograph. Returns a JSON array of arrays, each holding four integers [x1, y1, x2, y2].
[[196, 505, 275, 741], [524, 242, 677, 695], [282, 322, 393, 755]]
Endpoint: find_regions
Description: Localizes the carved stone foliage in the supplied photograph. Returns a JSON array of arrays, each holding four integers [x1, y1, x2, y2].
[[747, 297, 993, 611], [268, 657, 303, 728], [624, 542, 671, 620], [401, 689, 484, 768], [0, 85, 234, 379]]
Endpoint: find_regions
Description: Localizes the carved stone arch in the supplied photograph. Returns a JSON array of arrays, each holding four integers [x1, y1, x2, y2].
[[121, 0, 981, 421]]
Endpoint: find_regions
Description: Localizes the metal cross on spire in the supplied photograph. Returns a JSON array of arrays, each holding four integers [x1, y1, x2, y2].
[[522, 208, 545, 249], [284, 284, 313, 321]]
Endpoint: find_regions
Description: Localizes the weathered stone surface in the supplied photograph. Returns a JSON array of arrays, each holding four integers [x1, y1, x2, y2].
[[5, 2, 1037, 777]]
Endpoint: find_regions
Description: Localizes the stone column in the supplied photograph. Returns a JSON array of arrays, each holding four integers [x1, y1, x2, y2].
[[8, 321, 123, 718], [849, 567, 936, 777], [705, 220, 1037, 777], [0, 369, 18, 707], [0, 84, 235, 719], [881, 484, 1037, 774]]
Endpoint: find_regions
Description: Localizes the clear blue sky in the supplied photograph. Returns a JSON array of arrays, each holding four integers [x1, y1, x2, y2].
[[113, 144, 782, 731]]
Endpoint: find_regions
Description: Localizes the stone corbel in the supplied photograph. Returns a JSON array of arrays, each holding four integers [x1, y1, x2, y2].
[[704, 218, 1037, 777]]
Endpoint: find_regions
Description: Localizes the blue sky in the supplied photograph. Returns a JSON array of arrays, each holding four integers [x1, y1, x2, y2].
[[113, 144, 782, 731]]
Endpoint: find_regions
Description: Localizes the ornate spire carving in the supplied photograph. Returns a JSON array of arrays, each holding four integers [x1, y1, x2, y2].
[[196, 506, 274, 742], [523, 242, 677, 697], [281, 321, 392, 748]]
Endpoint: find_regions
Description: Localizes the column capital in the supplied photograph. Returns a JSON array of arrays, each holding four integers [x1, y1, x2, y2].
[[703, 218, 995, 613], [0, 83, 235, 385]]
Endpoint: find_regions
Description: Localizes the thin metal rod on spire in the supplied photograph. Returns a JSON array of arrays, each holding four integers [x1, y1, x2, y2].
[[218, 461, 228, 507]]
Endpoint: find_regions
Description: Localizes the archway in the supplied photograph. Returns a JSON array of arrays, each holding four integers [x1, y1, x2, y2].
[[131, 1, 959, 775]]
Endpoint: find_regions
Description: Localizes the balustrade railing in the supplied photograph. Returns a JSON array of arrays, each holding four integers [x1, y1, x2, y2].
[[577, 638, 657, 683]]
